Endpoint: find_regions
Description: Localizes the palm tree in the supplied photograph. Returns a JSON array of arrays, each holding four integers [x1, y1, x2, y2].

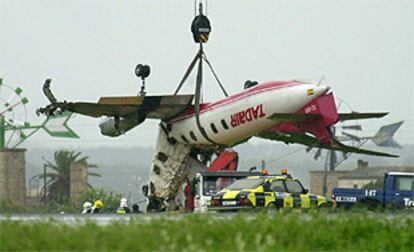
[[33, 150, 100, 204]]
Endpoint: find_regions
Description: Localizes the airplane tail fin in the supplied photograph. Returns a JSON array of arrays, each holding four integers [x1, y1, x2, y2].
[[371, 121, 404, 149]]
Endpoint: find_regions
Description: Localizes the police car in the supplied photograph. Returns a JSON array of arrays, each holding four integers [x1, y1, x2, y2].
[[210, 170, 335, 210]]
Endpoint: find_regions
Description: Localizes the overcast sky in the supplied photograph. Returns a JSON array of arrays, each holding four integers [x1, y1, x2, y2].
[[1, 0, 413, 150]]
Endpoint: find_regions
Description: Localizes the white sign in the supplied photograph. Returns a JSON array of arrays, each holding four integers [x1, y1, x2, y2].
[[365, 190, 377, 197], [335, 196, 357, 203], [222, 201, 237, 206]]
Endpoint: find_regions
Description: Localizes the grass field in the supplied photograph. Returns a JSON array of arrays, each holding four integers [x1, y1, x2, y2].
[[1, 211, 413, 251]]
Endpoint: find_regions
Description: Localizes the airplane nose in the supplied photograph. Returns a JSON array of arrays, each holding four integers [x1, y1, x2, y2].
[[314, 85, 330, 96]]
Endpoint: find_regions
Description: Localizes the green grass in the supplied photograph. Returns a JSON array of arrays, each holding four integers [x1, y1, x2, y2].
[[1, 212, 413, 251]]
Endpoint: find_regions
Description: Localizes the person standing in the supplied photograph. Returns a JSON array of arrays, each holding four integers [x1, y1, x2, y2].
[[116, 198, 131, 214], [91, 200, 103, 214], [81, 201, 92, 214], [184, 179, 194, 212]]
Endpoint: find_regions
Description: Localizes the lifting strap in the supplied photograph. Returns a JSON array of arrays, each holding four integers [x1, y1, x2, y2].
[[174, 38, 228, 146], [202, 53, 228, 97], [194, 44, 218, 145], [174, 50, 201, 95]]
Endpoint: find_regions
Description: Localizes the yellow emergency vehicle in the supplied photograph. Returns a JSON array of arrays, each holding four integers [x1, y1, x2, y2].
[[210, 172, 335, 210]]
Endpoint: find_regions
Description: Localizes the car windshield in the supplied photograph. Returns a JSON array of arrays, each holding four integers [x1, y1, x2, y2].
[[285, 180, 304, 194], [202, 176, 239, 196], [226, 178, 264, 190]]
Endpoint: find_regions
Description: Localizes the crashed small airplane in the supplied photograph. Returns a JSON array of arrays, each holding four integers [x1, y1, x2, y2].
[[37, 3, 398, 211], [37, 77, 397, 210]]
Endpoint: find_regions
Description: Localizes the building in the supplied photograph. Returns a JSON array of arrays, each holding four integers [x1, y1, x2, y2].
[[0, 149, 26, 206], [310, 160, 414, 196], [70, 160, 89, 205]]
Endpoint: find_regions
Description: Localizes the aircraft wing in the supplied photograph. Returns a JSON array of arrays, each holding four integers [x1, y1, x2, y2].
[[338, 112, 388, 121], [38, 95, 194, 120], [256, 131, 398, 158], [267, 113, 318, 123], [267, 112, 388, 123]]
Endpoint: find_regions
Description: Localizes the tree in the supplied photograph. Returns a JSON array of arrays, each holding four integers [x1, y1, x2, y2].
[[33, 150, 100, 204], [362, 178, 384, 189], [80, 188, 122, 213]]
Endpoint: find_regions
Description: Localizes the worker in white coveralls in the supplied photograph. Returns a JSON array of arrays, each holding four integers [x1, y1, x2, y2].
[[117, 198, 131, 214]]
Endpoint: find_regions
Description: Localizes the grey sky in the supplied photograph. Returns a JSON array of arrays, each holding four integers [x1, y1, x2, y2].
[[1, 0, 413, 149]]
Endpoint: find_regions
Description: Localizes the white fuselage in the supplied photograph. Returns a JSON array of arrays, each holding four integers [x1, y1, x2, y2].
[[168, 81, 329, 146]]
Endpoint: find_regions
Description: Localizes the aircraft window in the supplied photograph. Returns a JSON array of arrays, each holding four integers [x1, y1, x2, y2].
[[157, 152, 168, 163], [181, 135, 189, 143], [221, 119, 229, 130], [189, 131, 197, 141], [244, 80, 258, 89], [200, 127, 207, 136], [210, 123, 218, 134], [153, 165, 161, 175]]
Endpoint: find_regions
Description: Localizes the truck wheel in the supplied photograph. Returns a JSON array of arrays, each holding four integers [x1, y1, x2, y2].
[[318, 203, 331, 209], [267, 203, 279, 212]]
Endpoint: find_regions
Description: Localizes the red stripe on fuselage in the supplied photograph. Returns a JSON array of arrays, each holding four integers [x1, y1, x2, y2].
[[169, 81, 301, 123]]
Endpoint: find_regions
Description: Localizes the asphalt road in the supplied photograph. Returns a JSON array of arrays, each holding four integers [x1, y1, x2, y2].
[[1, 211, 413, 225]]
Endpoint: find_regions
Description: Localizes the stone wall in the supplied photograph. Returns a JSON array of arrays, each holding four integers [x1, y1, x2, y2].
[[309, 160, 414, 197], [70, 161, 88, 204], [309, 170, 348, 196], [0, 149, 26, 205], [337, 178, 376, 189]]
